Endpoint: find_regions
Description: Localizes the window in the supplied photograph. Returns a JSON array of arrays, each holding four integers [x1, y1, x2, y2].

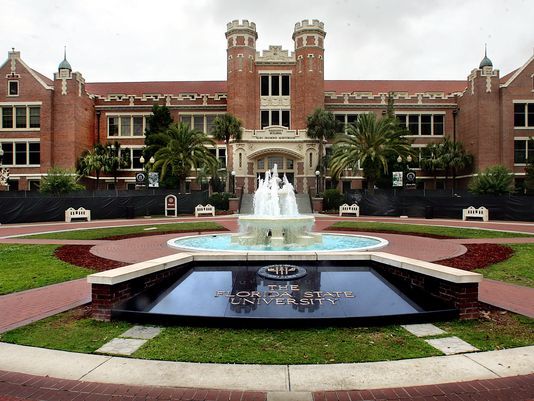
[[334, 114, 359, 132], [514, 139, 534, 164], [396, 114, 445, 136], [259, 74, 291, 96], [180, 114, 222, 134], [107, 115, 150, 137], [0, 141, 39, 166], [8, 81, 19, 96], [0, 105, 40, 129], [514, 103, 534, 128], [260, 110, 291, 128], [218, 148, 226, 168]]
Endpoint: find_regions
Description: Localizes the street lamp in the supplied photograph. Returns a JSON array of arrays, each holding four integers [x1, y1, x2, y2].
[[231, 170, 236, 195], [315, 170, 320, 197], [139, 155, 155, 189]]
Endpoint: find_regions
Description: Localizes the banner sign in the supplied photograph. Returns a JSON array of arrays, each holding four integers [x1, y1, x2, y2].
[[392, 171, 403, 187], [406, 171, 417, 187], [148, 172, 159, 188]]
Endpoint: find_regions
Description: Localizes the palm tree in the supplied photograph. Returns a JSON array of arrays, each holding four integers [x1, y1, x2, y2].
[[329, 113, 414, 192], [420, 142, 445, 189], [152, 123, 218, 193], [306, 108, 343, 185], [211, 113, 242, 192], [103, 141, 130, 187], [440, 138, 473, 191], [77, 144, 106, 190]]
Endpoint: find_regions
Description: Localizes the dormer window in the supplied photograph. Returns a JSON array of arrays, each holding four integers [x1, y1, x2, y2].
[[8, 81, 19, 96]]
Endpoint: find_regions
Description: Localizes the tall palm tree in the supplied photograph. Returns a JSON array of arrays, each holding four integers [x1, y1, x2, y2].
[[306, 108, 343, 175], [77, 143, 106, 190], [152, 123, 218, 193], [420, 142, 445, 189], [103, 141, 130, 187], [211, 113, 242, 192], [440, 138, 473, 191], [329, 113, 414, 192]]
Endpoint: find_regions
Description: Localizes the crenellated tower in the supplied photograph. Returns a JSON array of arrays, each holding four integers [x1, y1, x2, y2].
[[292, 19, 326, 129], [225, 20, 258, 129]]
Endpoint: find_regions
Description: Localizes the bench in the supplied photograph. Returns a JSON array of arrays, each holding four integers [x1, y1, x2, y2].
[[65, 207, 91, 222], [462, 206, 489, 222], [339, 203, 360, 217], [195, 204, 215, 217]]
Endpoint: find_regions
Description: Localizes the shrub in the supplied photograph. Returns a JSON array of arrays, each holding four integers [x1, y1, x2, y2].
[[40, 167, 85, 195], [468, 165, 514, 195], [208, 192, 231, 211], [323, 189, 345, 211]]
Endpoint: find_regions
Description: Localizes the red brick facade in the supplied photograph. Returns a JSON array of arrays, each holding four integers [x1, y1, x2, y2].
[[1, 21, 533, 192]]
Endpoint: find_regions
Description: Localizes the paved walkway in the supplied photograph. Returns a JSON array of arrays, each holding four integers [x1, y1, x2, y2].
[[0, 216, 533, 399]]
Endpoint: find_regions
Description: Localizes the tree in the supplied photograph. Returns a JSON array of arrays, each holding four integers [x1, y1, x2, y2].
[[77, 144, 106, 190], [211, 113, 242, 192], [524, 138, 534, 195], [440, 137, 473, 191], [468, 165, 514, 195], [420, 142, 446, 189], [144, 105, 173, 157], [103, 141, 130, 187], [40, 167, 85, 195], [329, 113, 414, 192], [152, 123, 218, 193]]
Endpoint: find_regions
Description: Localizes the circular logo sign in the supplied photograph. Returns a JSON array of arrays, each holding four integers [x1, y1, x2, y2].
[[406, 171, 416, 185], [257, 264, 307, 281], [135, 172, 146, 184]]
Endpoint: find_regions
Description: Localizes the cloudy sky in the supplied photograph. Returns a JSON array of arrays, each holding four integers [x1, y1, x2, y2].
[[1, 0, 533, 83]]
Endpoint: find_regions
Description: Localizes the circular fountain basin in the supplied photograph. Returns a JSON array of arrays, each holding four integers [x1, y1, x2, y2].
[[167, 233, 388, 253]]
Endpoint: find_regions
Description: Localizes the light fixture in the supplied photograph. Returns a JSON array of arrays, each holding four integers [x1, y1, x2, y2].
[[139, 155, 145, 164], [231, 170, 236, 176], [407, 155, 412, 163], [315, 170, 320, 176], [149, 156, 155, 164], [397, 155, 402, 163]]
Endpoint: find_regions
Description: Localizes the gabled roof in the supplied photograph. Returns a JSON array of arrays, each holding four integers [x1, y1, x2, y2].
[[85, 81, 227, 96], [31, 69, 54, 86], [500, 54, 534, 88], [324, 80, 467, 95], [0, 53, 54, 90]]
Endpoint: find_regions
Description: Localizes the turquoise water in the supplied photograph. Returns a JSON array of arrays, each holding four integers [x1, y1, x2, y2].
[[169, 233, 387, 252]]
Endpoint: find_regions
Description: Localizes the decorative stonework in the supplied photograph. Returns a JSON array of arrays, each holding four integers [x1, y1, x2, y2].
[[256, 46, 295, 64], [260, 96, 291, 108]]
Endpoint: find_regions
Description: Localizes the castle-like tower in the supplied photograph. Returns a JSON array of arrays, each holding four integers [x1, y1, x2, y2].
[[292, 19, 326, 129], [225, 20, 258, 129]]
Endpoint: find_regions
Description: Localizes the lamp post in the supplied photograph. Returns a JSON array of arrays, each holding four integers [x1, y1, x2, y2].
[[231, 170, 236, 195], [315, 170, 320, 197], [139, 155, 155, 189]]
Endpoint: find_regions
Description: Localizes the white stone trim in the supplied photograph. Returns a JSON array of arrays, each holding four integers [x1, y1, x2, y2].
[[501, 54, 534, 88]]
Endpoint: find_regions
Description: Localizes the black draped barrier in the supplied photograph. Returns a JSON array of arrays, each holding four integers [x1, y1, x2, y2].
[[344, 190, 534, 222], [0, 190, 208, 224]]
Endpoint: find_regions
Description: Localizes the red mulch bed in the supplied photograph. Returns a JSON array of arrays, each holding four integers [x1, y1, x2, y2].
[[438, 243, 514, 271], [54, 245, 127, 272]]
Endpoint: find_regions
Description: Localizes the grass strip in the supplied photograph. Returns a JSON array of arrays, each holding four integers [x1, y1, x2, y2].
[[0, 244, 94, 295], [475, 243, 534, 288], [329, 221, 533, 239], [20, 221, 225, 240]]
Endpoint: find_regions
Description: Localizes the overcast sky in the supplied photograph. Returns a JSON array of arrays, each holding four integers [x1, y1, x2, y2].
[[1, 0, 533, 83]]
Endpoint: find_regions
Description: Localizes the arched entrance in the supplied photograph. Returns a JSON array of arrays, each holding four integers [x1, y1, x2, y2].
[[248, 148, 304, 192]]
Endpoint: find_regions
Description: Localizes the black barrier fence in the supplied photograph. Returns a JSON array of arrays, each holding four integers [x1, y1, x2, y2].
[[345, 190, 534, 222], [0, 190, 208, 224]]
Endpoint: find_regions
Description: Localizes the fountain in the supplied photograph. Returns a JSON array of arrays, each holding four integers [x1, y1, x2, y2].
[[232, 164, 320, 247]]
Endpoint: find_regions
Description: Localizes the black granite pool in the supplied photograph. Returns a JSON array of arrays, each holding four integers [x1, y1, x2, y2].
[[113, 262, 457, 327]]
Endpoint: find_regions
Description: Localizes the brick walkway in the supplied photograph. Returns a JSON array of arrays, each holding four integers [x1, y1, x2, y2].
[[0, 370, 532, 400]]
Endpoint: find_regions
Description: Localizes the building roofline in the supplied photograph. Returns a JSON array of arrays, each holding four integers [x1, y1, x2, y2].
[[500, 54, 534, 88]]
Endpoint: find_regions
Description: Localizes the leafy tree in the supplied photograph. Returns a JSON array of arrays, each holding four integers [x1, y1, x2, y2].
[[152, 123, 218, 193], [468, 165, 514, 195], [103, 141, 130, 187], [211, 113, 242, 192], [144, 105, 173, 157], [440, 137, 473, 190], [77, 144, 106, 190], [329, 113, 414, 192], [40, 167, 85, 195], [524, 138, 534, 195]]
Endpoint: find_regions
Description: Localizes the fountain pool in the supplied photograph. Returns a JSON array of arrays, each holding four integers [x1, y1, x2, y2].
[[168, 233, 388, 253]]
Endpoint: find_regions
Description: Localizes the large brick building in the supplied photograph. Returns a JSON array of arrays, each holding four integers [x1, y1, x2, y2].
[[1, 20, 533, 192]]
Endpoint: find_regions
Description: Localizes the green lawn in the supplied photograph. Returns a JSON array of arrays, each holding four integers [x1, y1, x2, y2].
[[1, 310, 532, 364], [21, 221, 225, 240], [475, 243, 534, 288], [0, 244, 94, 295], [329, 221, 533, 239]]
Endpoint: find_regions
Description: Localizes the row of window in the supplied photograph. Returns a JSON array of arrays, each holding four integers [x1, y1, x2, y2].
[[333, 113, 444, 136], [260, 75, 290, 97], [180, 114, 223, 134], [108, 115, 150, 137], [116, 147, 227, 170], [514, 139, 534, 164], [260, 110, 290, 129], [1, 106, 40, 129], [257, 156, 294, 171], [514, 103, 534, 128], [0, 141, 40, 165]]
